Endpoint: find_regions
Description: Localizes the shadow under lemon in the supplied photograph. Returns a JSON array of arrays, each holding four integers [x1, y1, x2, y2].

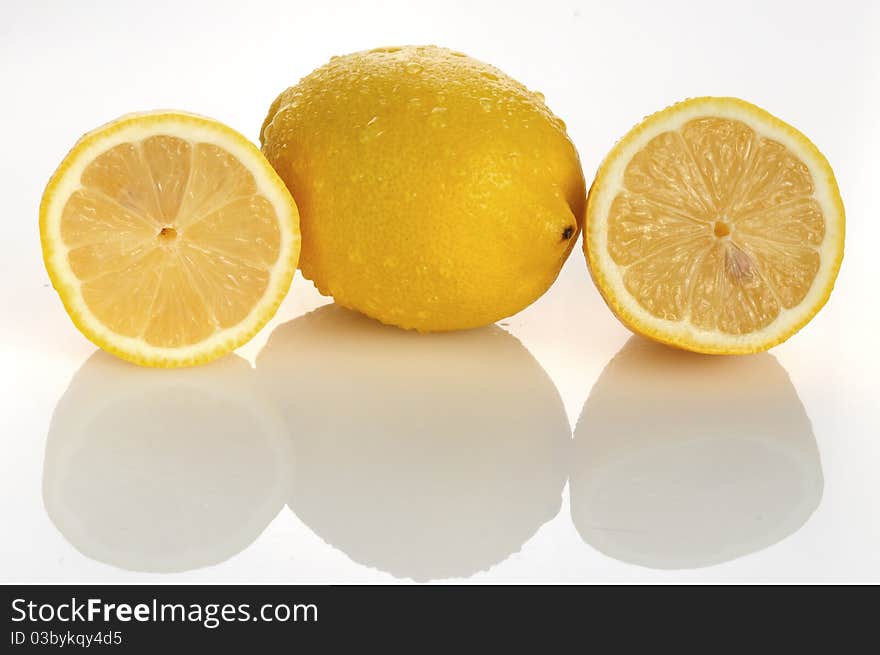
[[571, 336, 823, 570], [43, 352, 287, 573], [255, 305, 570, 582]]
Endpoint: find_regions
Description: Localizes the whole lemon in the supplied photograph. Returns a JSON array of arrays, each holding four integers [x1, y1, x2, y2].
[[261, 45, 586, 331]]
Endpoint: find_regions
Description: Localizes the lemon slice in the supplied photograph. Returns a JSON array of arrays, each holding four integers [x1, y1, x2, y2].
[[40, 111, 300, 367], [585, 97, 844, 354]]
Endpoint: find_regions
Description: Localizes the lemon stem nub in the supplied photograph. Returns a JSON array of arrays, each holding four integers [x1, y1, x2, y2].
[[713, 221, 731, 238], [158, 226, 178, 241]]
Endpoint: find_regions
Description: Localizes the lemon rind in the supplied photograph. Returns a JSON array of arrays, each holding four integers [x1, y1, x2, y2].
[[585, 96, 845, 354], [40, 111, 301, 367]]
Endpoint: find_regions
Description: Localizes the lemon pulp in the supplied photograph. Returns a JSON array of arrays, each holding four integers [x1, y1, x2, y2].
[[63, 138, 281, 346], [610, 117, 823, 334]]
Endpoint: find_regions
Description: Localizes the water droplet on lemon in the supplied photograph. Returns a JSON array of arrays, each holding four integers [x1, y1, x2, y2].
[[358, 116, 385, 143], [428, 107, 448, 127]]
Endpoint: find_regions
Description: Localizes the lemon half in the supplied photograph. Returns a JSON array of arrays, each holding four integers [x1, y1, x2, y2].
[[40, 111, 300, 367], [585, 97, 844, 354]]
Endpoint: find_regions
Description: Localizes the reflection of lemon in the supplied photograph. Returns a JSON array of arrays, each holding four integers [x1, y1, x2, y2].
[[572, 337, 823, 569], [43, 352, 287, 573], [261, 46, 586, 331], [585, 97, 844, 354], [40, 111, 300, 367], [255, 305, 569, 581]]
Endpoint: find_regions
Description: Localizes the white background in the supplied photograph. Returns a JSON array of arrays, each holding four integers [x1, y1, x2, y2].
[[1, 0, 878, 583]]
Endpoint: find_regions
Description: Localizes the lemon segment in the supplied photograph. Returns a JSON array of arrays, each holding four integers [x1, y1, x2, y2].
[[41, 111, 300, 367], [585, 97, 844, 354]]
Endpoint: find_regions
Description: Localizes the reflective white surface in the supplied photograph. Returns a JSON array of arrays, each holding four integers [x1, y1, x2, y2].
[[571, 337, 823, 570], [1, 0, 879, 583]]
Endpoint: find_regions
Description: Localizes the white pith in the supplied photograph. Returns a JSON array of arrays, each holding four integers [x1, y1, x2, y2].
[[588, 98, 844, 351]]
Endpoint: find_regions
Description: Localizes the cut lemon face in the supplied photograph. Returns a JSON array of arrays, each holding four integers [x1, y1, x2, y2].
[[40, 111, 300, 367], [585, 97, 844, 354]]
